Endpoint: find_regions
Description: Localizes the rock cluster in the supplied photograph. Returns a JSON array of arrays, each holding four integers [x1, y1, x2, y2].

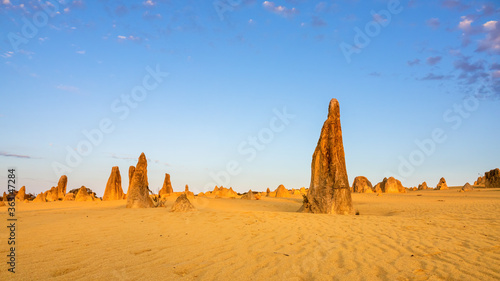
[[75, 186, 94, 202], [241, 190, 256, 200], [461, 183, 474, 192], [474, 176, 485, 186], [300, 99, 354, 215]]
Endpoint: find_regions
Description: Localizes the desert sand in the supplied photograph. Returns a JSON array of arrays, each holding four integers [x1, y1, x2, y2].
[[1, 187, 499, 281]]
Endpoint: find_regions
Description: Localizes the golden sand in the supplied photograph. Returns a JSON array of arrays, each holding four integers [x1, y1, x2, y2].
[[1, 187, 499, 280]]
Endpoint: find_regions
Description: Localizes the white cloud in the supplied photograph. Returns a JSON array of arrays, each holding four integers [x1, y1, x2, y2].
[[76, 50, 86, 55], [458, 16, 473, 30], [3, 0, 11, 5], [117, 35, 127, 39], [143, 0, 155, 7], [1, 51, 14, 58], [56, 84, 79, 93], [262, 1, 298, 17]]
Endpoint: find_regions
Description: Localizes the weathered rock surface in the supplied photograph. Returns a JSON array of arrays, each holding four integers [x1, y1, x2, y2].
[[352, 177, 373, 193], [300, 99, 354, 215], [266, 188, 271, 197], [57, 175, 67, 200], [436, 177, 448, 190], [159, 173, 174, 198], [126, 153, 154, 208], [103, 166, 124, 201], [15, 186, 26, 201], [63, 193, 75, 201], [461, 183, 474, 192], [381, 177, 405, 193], [75, 186, 94, 202], [171, 194, 196, 212], [485, 168, 500, 188], [418, 182, 428, 190], [241, 189, 256, 200], [46, 186, 59, 202], [275, 184, 290, 198]]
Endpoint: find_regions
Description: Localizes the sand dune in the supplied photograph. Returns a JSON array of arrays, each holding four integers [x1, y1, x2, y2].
[[1, 187, 499, 280]]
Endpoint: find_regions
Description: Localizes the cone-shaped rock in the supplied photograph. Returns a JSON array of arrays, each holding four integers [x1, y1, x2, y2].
[[159, 173, 174, 197], [418, 182, 428, 190], [461, 182, 474, 192], [103, 166, 124, 201], [241, 189, 255, 200], [436, 177, 448, 190], [300, 99, 354, 215], [126, 153, 154, 208], [75, 186, 94, 202], [171, 193, 196, 212], [275, 185, 290, 197], [57, 175, 67, 200], [15, 186, 26, 201]]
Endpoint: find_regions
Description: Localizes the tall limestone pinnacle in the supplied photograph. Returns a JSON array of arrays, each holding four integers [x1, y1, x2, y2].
[[300, 98, 354, 215], [103, 166, 124, 201], [57, 175, 67, 200], [126, 153, 154, 208], [159, 173, 174, 197]]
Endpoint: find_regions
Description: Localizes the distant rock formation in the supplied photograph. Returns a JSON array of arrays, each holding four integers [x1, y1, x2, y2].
[[291, 189, 301, 195], [275, 184, 290, 198], [436, 177, 448, 190], [266, 188, 271, 197], [299, 187, 307, 195], [216, 186, 238, 198], [184, 184, 195, 199], [75, 186, 94, 202], [461, 183, 474, 192], [159, 173, 174, 198], [15, 186, 26, 201], [46, 186, 59, 202], [474, 176, 485, 186], [63, 193, 75, 201], [103, 166, 124, 201], [33, 192, 46, 203], [197, 192, 206, 197], [126, 153, 154, 208], [418, 182, 428, 190], [300, 99, 354, 215], [171, 193, 196, 212], [352, 176, 373, 193], [241, 189, 256, 200], [485, 168, 500, 188], [57, 175, 67, 200]]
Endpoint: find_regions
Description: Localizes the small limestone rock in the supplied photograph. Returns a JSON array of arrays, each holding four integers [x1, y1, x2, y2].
[[33, 192, 46, 203], [436, 177, 448, 190], [352, 177, 373, 193], [15, 186, 26, 201], [241, 189, 256, 200], [171, 193, 196, 212], [275, 185, 290, 198], [75, 186, 94, 202], [418, 182, 428, 190], [461, 183, 474, 192]]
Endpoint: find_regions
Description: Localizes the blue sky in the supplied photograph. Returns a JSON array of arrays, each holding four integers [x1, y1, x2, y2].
[[0, 0, 499, 195]]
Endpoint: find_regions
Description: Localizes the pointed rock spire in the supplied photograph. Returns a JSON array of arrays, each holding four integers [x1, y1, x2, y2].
[[300, 98, 354, 214], [103, 166, 124, 201], [126, 153, 154, 208]]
